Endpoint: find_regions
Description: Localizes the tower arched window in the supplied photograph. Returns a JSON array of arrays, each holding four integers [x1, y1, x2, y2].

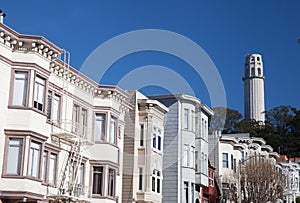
[[251, 68, 255, 76], [257, 57, 260, 61], [258, 68, 261, 76]]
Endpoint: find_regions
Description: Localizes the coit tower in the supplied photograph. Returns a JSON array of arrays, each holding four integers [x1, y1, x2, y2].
[[243, 53, 265, 122]]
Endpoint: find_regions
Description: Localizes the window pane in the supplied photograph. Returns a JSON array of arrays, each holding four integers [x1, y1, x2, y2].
[[138, 167, 143, 190], [81, 109, 88, 136], [222, 153, 228, 168], [190, 146, 195, 168], [7, 138, 23, 174], [184, 145, 189, 167], [152, 176, 156, 192], [191, 110, 195, 132], [184, 109, 189, 129], [28, 141, 41, 177], [108, 169, 115, 197], [73, 105, 80, 133], [34, 76, 45, 111], [13, 72, 28, 106], [95, 114, 106, 141], [152, 127, 156, 149], [49, 154, 57, 184], [92, 167, 103, 195], [110, 117, 116, 144], [52, 95, 60, 124], [140, 124, 144, 146], [47, 92, 52, 120], [42, 151, 48, 182], [157, 178, 160, 193], [184, 182, 189, 203]]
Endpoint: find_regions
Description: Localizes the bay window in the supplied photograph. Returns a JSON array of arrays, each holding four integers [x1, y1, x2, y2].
[[95, 114, 106, 141], [28, 141, 41, 178], [47, 91, 61, 124], [34, 76, 46, 111], [49, 153, 57, 184], [109, 116, 117, 144], [184, 108, 189, 129], [92, 166, 103, 195], [6, 138, 23, 175], [107, 168, 115, 197], [12, 71, 28, 106]]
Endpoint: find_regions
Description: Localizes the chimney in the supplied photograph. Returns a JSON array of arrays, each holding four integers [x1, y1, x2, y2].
[[0, 10, 6, 24]]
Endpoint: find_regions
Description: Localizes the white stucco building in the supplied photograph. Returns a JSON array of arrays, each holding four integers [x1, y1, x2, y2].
[[243, 53, 265, 123], [150, 94, 213, 203], [0, 21, 130, 203], [208, 132, 279, 201], [277, 157, 300, 203]]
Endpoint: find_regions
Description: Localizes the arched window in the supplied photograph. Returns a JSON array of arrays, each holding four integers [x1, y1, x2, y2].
[[258, 68, 261, 76], [251, 68, 255, 76]]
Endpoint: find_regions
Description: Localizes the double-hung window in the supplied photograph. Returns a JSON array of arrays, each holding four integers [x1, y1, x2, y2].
[[183, 145, 189, 167], [47, 91, 61, 124], [152, 127, 162, 151], [222, 153, 229, 168], [184, 108, 189, 129], [95, 114, 106, 141], [42, 150, 58, 185], [34, 76, 46, 111], [107, 168, 115, 197], [152, 170, 161, 193], [140, 124, 144, 147], [6, 138, 23, 175], [109, 116, 117, 144], [12, 71, 28, 106], [92, 166, 103, 195], [28, 141, 41, 178], [191, 110, 195, 132]]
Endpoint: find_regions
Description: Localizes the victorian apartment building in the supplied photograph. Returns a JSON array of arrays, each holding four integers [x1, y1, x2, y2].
[[277, 155, 300, 203], [0, 21, 130, 203], [149, 94, 214, 203], [208, 131, 280, 202], [122, 91, 168, 203]]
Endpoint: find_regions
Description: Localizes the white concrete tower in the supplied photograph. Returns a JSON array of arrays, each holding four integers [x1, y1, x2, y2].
[[243, 53, 265, 122]]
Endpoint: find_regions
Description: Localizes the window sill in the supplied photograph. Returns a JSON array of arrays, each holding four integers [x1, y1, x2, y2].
[[94, 141, 119, 149], [182, 166, 196, 170], [2, 174, 26, 179], [91, 195, 117, 200], [152, 149, 163, 155], [42, 182, 57, 188], [8, 105, 47, 116]]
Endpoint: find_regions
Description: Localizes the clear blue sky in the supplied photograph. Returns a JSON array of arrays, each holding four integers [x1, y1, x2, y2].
[[2, 0, 300, 115]]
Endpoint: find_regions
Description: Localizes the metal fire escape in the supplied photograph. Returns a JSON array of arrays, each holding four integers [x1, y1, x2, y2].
[[47, 50, 93, 203]]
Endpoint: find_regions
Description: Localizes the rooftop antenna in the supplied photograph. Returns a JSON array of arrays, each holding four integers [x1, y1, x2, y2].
[[0, 10, 6, 24]]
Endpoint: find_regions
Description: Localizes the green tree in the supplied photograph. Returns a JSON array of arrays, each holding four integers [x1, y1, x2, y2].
[[210, 107, 242, 133]]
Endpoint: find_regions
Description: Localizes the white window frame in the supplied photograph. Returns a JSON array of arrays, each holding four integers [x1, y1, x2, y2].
[[28, 141, 41, 178], [152, 170, 161, 193], [152, 127, 162, 152]]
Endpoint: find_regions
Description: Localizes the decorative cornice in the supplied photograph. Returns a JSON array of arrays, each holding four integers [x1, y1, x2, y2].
[[49, 61, 130, 113], [0, 23, 62, 60]]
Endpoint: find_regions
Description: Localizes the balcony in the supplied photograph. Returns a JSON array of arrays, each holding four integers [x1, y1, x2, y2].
[[50, 120, 94, 145]]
